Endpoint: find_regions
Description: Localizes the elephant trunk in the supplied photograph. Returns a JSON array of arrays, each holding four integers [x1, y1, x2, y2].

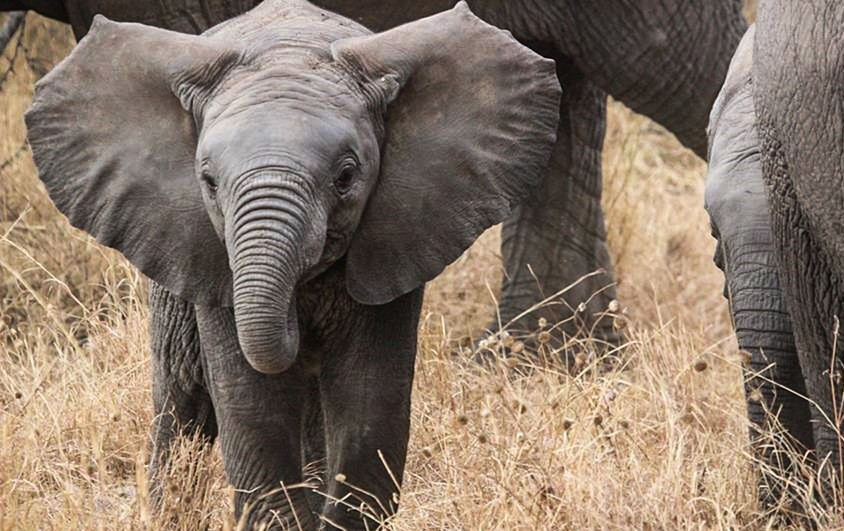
[[719, 226, 811, 446], [227, 173, 325, 374], [716, 219, 815, 508]]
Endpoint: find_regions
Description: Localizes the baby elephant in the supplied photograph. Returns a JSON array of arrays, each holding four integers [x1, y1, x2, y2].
[[25, 0, 560, 528]]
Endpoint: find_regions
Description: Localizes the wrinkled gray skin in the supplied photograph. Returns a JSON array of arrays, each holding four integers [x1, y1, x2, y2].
[[708, 6, 844, 510], [757, 0, 844, 492], [5, 0, 747, 347], [705, 25, 811, 509], [25, 1, 561, 528]]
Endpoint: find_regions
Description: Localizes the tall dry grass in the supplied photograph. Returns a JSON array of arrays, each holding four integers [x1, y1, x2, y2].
[[0, 8, 839, 531]]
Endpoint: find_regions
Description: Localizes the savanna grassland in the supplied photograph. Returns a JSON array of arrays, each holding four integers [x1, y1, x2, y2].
[[3, 4, 839, 530]]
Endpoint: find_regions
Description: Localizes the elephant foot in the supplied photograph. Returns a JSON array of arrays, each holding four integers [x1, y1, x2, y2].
[[236, 484, 318, 531]]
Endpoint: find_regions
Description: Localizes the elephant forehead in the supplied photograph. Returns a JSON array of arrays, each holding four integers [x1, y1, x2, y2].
[[199, 100, 370, 174], [206, 61, 363, 120]]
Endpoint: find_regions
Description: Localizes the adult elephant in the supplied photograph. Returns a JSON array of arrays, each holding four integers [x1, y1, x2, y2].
[[756, 0, 844, 488], [4, 0, 747, 348], [707, 4, 844, 510]]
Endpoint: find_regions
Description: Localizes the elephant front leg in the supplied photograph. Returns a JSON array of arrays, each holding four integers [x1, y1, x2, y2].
[[317, 290, 422, 530], [496, 63, 618, 350], [195, 305, 318, 530], [148, 283, 217, 509]]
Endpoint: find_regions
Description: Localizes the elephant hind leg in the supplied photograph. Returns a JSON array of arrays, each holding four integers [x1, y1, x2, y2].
[[759, 123, 844, 502], [147, 282, 218, 511], [496, 54, 618, 352]]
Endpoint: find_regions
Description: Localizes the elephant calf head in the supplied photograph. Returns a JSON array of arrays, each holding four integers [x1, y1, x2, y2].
[[26, 0, 561, 373]]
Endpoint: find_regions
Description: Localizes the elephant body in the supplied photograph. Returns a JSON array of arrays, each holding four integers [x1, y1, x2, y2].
[[707, 3, 844, 511], [5, 0, 747, 348], [755, 1, 844, 473], [25, 1, 561, 527], [150, 269, 422, 528]]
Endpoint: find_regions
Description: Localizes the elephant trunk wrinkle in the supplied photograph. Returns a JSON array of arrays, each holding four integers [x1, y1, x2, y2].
[[228, 179, 326, 375]]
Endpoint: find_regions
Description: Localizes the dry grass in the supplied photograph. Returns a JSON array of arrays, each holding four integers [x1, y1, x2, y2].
[[0, 10, 837, 531]]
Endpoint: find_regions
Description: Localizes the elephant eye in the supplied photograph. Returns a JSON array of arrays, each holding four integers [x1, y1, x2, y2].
[[334, 165, 357, 196], [201, 171, 218, 197]]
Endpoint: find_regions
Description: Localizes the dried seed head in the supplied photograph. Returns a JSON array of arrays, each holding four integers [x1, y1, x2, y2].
[[574, 352, 587, 367], [749, 388, 763, 403], [422, 448, 433, 458], [562, 419, 573, 430], [614, 315, 628, 330], [608, 299, 620, 312], [499, 330, 510, 341], [693, 359, 708, 372], [478, 433, 488, 444], [502, 335, 515, 348], [576, 302, 587, 314], [537, 331, 552, 344], [619, 420, 630, 430], [335, 473, 347, 483], [14, 391, 22, 400], [478, 338, 490, 349], [511, 341, 525, 354], [537, 317, 548, 328], [593, 415, 603, 426], [457, 414, 469, 426], [505, 357, 520, 369]]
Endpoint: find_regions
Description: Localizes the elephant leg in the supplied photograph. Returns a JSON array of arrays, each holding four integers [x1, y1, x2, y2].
[[301, 376, 327, 514], [496, 56, 617, 348], [147, 283, 217, 508], [759, 126, 844, 490], [195, 305, 317, 531], [318, 289, 422, 530]]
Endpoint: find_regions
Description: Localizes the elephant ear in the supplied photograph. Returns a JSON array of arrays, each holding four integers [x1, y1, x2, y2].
[[25, 16, 240, 306], [333, 2, 561, 306]]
